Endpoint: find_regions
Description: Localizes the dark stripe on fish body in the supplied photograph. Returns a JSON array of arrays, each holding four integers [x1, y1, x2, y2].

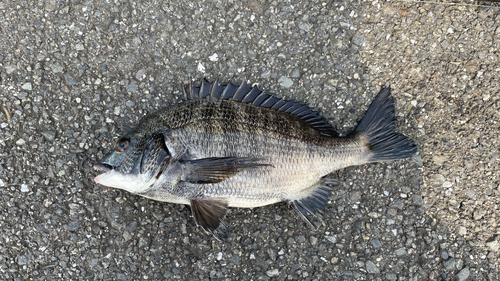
[[135, 99, 338, 148]]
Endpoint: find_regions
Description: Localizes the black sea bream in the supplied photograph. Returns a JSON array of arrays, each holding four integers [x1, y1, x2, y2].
[[94, 79, 416, 240]]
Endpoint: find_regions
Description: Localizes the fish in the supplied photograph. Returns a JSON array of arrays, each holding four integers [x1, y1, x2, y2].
[[93, 79, 417, 240]]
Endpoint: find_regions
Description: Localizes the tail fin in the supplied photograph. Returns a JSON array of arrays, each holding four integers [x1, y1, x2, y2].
[[355, 88, 417, 163]]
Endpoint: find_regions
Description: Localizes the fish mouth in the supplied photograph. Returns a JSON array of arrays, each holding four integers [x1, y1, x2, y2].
[[93, 163, 114, 183], [93, 163, 113, 172]]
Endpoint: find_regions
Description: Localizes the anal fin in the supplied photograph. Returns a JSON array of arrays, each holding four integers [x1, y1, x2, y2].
[[288, 183, 333, 230], [190, 197, 229, 241]]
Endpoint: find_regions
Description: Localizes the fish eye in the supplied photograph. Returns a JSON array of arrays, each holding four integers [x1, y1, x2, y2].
[[116, 139, 130, 152]]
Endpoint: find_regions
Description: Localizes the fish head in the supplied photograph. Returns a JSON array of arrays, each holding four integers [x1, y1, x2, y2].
[[93, 131, 171, 193]]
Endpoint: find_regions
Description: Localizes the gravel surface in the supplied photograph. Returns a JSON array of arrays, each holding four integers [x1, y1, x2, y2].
[[1, 0, 499, 280]]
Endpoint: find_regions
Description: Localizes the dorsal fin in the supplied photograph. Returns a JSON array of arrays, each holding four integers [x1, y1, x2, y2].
[[184, 79, 338, 137]]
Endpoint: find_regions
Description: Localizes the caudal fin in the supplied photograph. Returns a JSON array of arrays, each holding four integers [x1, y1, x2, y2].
[[355, 88, 417, 163]]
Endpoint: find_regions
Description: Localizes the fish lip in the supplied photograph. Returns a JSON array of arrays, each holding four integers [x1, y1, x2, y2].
[[93, 163, 113, 173], [93, 163, 115, 184]]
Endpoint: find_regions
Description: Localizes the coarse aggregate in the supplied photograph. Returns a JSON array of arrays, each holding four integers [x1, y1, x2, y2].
[[0, 0, 499, 280]]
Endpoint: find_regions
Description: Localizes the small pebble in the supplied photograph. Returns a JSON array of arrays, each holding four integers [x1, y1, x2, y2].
[[365, 260, 380, 274], [441, 251, 449, 259], [278, 76, 293, 88], [371, 239, 382, 248], [42, 131, 56, 142], [261, 70, 271, 78], [51, 63, 63, 73], [266, 269, 279, 277], [197, 62, 205, 72], [457, 267, 469, 281], [325, 236, 336, 243], [443, 181, 453, 188], [209, 53, 218, 61], [21, 82, 32, 90], [486, 240, 499, 252]]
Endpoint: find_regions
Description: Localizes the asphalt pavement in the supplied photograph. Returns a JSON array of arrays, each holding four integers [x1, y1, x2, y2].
[[1, 0, 499, 280]]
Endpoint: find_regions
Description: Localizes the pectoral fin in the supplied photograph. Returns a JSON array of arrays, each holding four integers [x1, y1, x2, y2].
[[190, 197, 229, 241], [182, 157, 272, 184]]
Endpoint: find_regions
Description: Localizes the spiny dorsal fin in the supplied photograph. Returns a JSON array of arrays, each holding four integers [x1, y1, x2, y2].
[[184, 78, 338, 137]]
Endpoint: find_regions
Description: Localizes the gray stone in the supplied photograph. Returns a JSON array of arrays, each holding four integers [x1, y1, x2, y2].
[[365, 260, 379, 274], [386, 273, 397, 281], [486, 240, 499, 252], [350, 191, 361, 202], [126, 82, 137, 93], [51, 63, 63, 73], [18, 92, 28, 99], [444, 258, 456, 270], [291, 69, 300, 78], [352, 32, 367, 47], [412, 154, 423, 166], [412, 194, 423, 205], [21, 82, 32, 90], [390, 199, 404, 210], [267, 248, 277, 261], [395, 247, 406, 256], [266, 269, 279, 277], [325, 236, 336, 243], [441, 251, 449, 259], [310, 236, 318, 246], [278, 76, 293, 88], [17, 256, 28, 265], [298, 22, 310, 32], [135, 68, 146, 80], [371, 239, 382, 248], [42, 131, 56, 142], [457, 267, 469, 281], [260, 70, 271, 78], [65, 74, 77, 85]]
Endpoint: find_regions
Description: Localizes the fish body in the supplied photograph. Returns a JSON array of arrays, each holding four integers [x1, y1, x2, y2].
[[94, 79, 416, 239]]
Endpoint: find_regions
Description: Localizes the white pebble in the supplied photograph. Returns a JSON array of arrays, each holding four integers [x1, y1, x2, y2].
[[443, 181, 453, 188], [209, 53, 218, 61], [197, 62, 205, 73]]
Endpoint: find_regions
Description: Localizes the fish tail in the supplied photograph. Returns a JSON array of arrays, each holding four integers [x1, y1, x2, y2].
[[354, 88, 416, 162]]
